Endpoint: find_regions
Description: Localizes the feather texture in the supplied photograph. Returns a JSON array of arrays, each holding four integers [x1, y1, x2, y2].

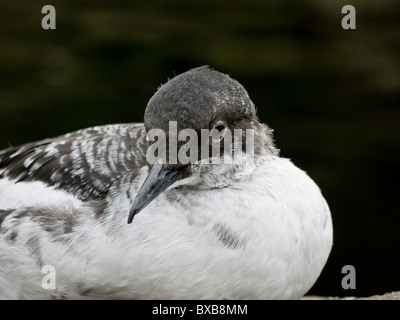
[[0, 123, 147, 201]]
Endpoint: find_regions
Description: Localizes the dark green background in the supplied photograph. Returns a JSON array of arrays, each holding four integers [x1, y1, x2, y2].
[[1, 0, 399, 297]]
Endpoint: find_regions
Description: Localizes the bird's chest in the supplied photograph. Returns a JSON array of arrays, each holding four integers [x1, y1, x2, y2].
[[160, 186, 303, 254], [114, 170, 331, 299]]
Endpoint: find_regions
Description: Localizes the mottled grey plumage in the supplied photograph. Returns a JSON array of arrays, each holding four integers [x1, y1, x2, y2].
[[0, 124, 148, 202]]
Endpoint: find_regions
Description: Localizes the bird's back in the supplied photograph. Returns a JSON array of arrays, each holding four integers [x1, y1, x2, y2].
[[0, 123, 148, 202], [0, 123, 149, 299]]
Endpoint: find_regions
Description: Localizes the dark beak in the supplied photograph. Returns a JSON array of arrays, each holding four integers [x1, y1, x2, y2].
[[127, 159, 181, 223]]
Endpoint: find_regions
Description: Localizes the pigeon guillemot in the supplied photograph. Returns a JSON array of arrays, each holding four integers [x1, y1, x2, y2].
[[0, 66, 332, 299]]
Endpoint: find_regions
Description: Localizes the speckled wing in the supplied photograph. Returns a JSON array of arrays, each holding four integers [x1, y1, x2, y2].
[[0, 123, 148, 201]]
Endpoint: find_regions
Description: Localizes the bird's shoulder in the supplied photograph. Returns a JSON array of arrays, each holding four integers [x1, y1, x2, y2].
[[0, 123, 148, 201]]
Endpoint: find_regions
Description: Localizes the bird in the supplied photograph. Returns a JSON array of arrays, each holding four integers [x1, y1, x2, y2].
[[0, 66, 332, 300]]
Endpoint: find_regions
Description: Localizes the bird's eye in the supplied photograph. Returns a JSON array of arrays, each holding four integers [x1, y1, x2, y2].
[[211, 123, 227, 143]]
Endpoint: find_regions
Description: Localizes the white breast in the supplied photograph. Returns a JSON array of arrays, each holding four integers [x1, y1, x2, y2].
[[0, 156, 332, 299], [103, 156, 333, 299]]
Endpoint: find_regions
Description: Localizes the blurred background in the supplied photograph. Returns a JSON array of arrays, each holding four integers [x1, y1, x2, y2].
[[0, 0, 399, 297]]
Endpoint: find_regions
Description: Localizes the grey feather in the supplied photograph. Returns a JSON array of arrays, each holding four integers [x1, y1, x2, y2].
[[0, 123, 148, 201]]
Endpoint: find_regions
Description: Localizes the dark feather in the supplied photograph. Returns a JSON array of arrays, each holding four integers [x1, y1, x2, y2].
[[0, 124, 148, 201]]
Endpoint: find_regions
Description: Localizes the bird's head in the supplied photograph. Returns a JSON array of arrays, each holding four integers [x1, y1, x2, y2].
[[128, 66, 277, 223]]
